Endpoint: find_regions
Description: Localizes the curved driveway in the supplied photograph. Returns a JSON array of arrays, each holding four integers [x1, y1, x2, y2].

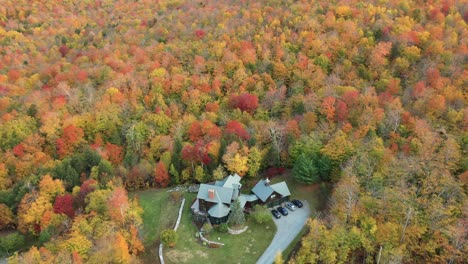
[[256, 201, 311, 264]]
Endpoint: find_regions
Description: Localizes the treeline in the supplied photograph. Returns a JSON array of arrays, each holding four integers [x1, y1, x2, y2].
[[0, 0, 466, 263]]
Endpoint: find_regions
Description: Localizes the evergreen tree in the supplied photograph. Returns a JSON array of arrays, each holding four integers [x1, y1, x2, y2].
[[293, 154, 320, 184], [228, 198, 245, 227]]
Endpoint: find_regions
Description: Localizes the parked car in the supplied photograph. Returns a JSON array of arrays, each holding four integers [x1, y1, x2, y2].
[[271, 209, 281, 219], [291, 199, 303, 208], [277, 206, 288, 216], [285, 202, 296, 211]]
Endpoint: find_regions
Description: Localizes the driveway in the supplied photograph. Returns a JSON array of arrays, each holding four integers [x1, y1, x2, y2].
[[256, 201, 311, 264]]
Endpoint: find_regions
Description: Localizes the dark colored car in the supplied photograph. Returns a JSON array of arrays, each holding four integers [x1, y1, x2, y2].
[[292, 199, 304, 208], [271, 209, 281, 219], [277, 206, 288, 216]]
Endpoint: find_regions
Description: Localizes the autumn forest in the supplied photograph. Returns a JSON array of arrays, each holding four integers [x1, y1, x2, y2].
[[0, 0, 466, 263]]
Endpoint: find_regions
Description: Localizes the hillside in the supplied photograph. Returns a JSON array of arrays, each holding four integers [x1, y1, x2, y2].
[[0, 0, 466, 263]]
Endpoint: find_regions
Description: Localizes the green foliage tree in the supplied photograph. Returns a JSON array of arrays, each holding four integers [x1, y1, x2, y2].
[[247, 146, 263, 178], [293, 154, 319, 184], [52, 159, 80, 191], [252, 205, 271, 224], [0, 232, 25, 255]]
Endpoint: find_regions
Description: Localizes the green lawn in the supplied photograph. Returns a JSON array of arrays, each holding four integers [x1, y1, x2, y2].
[[132, 188, 181, 246], [164, 193, 276, 264]]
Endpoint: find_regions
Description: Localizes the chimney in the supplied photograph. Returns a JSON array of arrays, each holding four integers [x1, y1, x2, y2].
[[264, 178, 270, 186], [208, 189, 215, 199]]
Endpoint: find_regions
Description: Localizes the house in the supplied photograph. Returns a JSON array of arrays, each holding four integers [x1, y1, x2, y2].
[[251, 178, 291, 207], [191, 174, 291, 224], [191, 174, 246, 224]]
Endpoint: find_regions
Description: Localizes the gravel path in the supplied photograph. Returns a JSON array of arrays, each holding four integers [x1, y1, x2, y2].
[[256, 201, 311, 264]]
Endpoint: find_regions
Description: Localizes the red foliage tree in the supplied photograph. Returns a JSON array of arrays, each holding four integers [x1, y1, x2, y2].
[[412, 81, 426, 98], [336, 100, 349, 122], [76, 70, 88, 82], [341, 90, 359, 106], [13, 143, 25, 157], [59, 45, 69, 57], [105, 143, 124, 165], [205, 102, 219, 112], [107, 188, 129, 224], [285, 120, 301, 139], [7, 69, 20, 82], [426, 68, 443, 90], [224, 120, 250, 140], [72, 251, 83, 264], [56, 125, 84, 158], [53, 194, 75, 218], [187, 120, 221, 142], [321, 96, 336, 121], [228, 93, 259, 114], [154, 161, 170, 187], [76, 179, 98, 207], [195, 29, 206, 39], [181, 140, 211, 165]]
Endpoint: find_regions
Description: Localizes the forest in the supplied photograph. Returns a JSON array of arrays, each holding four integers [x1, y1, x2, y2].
[[0, 0, 466, 263]]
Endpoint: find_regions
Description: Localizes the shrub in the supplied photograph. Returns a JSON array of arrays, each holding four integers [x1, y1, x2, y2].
[[202, 223, 213, 234], [217, 223, 228, 233], [252, 205, 271, 224], [161, 229, 178, 248]]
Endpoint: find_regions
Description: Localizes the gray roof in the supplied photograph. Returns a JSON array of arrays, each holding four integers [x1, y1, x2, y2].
[[252, 180, 290, 202], [271, 182, 291, 197], [238, 196, 247, 208], [197, 184, 233, 204], [242, 193, 259, 202], [214, 180, 225, 187], [238, 194, 258, 208], [252, 180, 274, 202], [222, 174, 242, 188], [208, 203, 231, 218], [215, 174, 242, 189]]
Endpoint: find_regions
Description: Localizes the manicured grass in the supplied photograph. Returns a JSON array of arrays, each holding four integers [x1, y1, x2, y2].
[[131, 188, 180, 246], [164, 193, 276, 264]]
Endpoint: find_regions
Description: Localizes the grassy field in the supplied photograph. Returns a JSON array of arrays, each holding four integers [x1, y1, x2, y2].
[[130, 188, 182, 262], [164, 192, 276, 264]]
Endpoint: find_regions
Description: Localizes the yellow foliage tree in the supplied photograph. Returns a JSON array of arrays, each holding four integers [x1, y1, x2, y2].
[[63, 230, 93, 257], [19, 195, 53, 234], [222, 142, 249, 176], [39, 174, 65, 200], [0, 203, 15, 230], [321, 131, 354, 163], [0, 163, 11, 190], [114, 232, 131, 263]]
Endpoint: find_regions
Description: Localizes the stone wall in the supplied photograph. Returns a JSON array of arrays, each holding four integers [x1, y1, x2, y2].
[[199, 232, 225, 247], [227, 225, 249, 235]]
